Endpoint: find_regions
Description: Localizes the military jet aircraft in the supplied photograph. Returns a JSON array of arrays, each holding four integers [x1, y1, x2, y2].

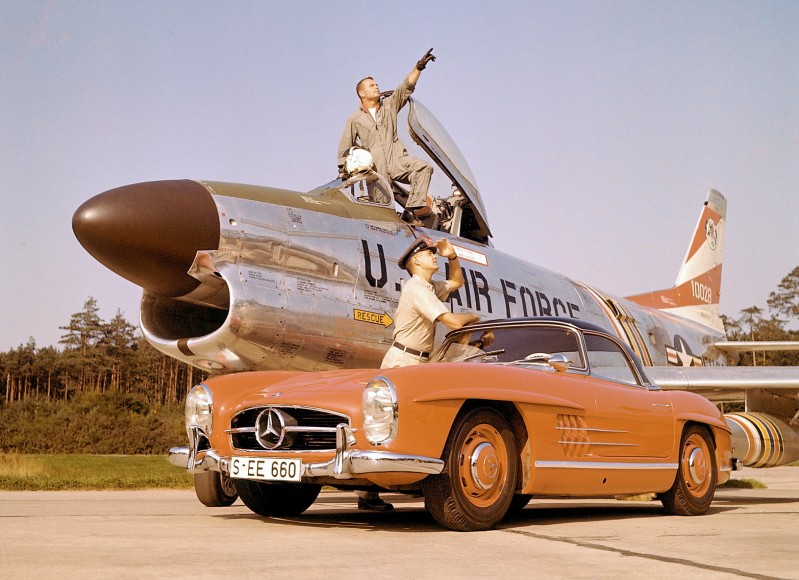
[[73, 97, 799, 469]]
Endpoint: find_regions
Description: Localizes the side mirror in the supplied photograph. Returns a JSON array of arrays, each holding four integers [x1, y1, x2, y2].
[[548, 353, 573, 373]]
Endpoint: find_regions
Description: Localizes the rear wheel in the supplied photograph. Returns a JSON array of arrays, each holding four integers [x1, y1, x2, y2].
[[659, 424, 717, 515], [193, 471, 238, 507], [422, 408, 518, 531], [235, 479, 321, 517]]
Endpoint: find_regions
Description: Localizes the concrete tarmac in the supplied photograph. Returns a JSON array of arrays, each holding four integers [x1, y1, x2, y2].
[[1, 467, 797, 579]]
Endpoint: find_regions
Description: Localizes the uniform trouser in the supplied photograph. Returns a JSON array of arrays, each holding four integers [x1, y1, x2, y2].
[[389, 156, 433, 208], [380, 345, 429, 368]]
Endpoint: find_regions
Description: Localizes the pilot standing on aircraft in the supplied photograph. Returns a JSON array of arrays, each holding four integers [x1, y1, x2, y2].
[[356, 236, 479, 511], [338, 48, 436, 220]]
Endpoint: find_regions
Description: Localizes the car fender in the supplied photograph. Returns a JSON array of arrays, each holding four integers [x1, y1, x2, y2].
[[412, 388, 585, 411]]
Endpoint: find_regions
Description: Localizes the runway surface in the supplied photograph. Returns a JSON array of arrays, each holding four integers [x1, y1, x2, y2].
[[1, 467, 797, 579]]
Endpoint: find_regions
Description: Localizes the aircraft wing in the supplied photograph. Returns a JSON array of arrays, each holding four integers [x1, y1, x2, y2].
[[646, 366, 799, 393], [713, 341, 799, 353]]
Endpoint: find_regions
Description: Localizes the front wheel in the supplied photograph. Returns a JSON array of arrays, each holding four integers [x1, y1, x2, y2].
[[235, 479, 321, 517], [659, 424, 717, 515], [422, 408, 518, 531], [193, 471, 238, 507]]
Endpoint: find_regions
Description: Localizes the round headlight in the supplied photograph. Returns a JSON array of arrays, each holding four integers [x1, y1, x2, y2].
[[185, 384, 213, 435], [363, 377, 398, 444]]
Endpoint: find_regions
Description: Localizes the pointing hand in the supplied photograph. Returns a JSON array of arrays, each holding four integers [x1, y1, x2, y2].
[[416, 48, 436, 71]]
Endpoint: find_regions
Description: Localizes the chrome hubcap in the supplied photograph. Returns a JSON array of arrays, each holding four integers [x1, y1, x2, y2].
[[688, 446, 708, 485], [469, 442, 499, 490]]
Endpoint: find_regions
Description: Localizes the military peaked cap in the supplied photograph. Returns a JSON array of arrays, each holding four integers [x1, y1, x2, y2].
[[397, 238, 437, 270]]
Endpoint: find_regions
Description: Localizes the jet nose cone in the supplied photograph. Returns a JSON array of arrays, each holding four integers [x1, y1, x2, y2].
[[73, 180, 220, 297]]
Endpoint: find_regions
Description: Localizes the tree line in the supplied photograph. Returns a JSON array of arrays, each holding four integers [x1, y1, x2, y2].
[[2, 297, 205, 405], [2, 266, 799, 406], [721, 266, 799, 366]]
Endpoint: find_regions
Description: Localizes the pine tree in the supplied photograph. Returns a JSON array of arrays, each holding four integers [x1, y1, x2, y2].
[[102, 310, 139, 392], [767, 266, 799, 321], [58, 297, 105, 395]]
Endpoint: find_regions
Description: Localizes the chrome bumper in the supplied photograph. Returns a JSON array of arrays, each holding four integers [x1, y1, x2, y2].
[[168, 423, 444, 480]]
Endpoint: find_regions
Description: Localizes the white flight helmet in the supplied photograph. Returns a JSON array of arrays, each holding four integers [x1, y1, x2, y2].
[[344, 146, 374, 176]]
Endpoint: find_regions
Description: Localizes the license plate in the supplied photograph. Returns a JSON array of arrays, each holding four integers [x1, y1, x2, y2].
[[229, 457, 302, 482]]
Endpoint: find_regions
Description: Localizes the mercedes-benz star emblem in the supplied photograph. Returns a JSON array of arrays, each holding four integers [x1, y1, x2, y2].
[[483, 454, 499, 479], [255, 408, 291, 450]]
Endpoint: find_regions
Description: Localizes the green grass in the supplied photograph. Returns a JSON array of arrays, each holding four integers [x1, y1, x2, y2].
[[0, 454, 193, 491], [719, 477, 767, 489]]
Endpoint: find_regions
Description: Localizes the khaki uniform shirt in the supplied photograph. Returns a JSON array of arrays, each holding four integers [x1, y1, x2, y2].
[[380, 274, 456, 368], [338, 79, 416, 181]]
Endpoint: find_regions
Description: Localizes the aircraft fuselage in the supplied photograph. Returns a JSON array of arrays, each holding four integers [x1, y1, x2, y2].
[[73, 179, 723, 374], [73, 178, 799, 468]]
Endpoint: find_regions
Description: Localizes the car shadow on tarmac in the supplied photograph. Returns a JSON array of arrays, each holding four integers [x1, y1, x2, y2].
[[216, 508, 444, 533], [210, 487, 799, 533], [710, 492, 799, 507], [210, 494, 743, 533]]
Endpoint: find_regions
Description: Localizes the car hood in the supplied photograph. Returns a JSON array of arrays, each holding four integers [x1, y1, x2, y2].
[[255, 368, 377, 394], [208, 368, 379, 414]]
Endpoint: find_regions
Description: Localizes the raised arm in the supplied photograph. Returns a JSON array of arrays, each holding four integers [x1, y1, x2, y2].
[[435, 238, 464, 289], [407, 48, 435, 86]]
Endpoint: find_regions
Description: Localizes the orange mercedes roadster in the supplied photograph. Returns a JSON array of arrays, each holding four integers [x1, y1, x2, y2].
[[170, 317, 732, 531]]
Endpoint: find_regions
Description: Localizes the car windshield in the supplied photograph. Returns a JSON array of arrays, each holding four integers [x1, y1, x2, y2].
[[431, 325, 585, 368]]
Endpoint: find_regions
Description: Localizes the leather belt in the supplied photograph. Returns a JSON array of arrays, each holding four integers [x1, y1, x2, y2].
[[392, 341, 430, 358]]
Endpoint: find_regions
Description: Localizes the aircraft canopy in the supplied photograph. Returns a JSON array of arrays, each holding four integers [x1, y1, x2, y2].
[[407, 98, 492, 240]]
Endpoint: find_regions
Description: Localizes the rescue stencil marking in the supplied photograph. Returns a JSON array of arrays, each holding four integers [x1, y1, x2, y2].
[[354, 309, 394, 327]]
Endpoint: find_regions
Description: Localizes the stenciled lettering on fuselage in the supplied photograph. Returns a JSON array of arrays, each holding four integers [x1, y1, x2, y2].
[[690, 279, 713, 305], [359, 239, 581, 321]]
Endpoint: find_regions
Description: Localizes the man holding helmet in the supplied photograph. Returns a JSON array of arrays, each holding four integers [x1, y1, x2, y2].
[[338, 48, 437, 220]]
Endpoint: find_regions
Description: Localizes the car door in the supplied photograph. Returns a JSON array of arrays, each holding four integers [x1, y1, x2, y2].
[[582, 333, 675, 459]]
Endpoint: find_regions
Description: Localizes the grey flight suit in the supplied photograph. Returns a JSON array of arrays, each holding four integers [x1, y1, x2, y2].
[[338, 79, 433, 209]]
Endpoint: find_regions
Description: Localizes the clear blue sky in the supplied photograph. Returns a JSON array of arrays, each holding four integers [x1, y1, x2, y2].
[[1, 1, 797, 351]]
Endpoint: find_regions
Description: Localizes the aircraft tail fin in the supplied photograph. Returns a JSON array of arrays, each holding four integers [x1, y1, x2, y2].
[[626, 189, 726, 333]]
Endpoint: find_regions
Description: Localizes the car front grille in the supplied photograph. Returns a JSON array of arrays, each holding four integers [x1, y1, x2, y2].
[[227, 406, 349, 452]]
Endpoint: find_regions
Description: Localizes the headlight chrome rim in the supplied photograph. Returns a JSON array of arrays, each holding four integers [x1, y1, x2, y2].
[[185, 384, 214, 436], [363, 376, 398, 445]]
